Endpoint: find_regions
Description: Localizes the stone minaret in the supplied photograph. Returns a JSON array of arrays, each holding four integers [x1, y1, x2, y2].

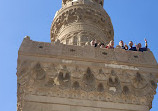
[[17, 0, 158, 111], [51, 0, 114, 46]]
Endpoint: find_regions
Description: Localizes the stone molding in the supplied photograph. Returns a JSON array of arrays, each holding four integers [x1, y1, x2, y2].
[[24, 95, 149, 111]]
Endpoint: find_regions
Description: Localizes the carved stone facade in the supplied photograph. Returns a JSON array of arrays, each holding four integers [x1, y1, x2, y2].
[[17, 60, 157, 106], [51, 0, 114, 45], [17, 37, 158, 111], [17, 0, 158, 111]]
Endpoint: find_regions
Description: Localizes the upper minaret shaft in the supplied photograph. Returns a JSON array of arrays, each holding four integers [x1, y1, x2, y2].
[[51, 0, 114, 46]]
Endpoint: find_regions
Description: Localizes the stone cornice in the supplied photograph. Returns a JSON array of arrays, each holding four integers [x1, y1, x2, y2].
[[25, 95, 149, 111]]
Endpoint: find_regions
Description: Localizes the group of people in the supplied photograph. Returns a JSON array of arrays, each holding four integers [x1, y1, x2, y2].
[[90, 39, 148, 52], [90, 39, 115, 49], [127, 40, 148, 51]]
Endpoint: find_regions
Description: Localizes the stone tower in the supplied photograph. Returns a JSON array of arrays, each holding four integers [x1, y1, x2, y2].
[[50, 0, 114, 45], [17, 0, 158, 111]]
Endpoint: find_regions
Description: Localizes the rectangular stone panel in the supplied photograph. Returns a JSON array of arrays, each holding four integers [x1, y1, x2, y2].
[[24, 95, 149, 111]]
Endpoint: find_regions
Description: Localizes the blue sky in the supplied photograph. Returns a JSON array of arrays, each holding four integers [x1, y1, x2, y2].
[[0, 0, 157, 111]]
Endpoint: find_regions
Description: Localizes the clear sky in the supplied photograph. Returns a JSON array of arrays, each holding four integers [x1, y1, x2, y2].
[[0, 0, 157, 111]]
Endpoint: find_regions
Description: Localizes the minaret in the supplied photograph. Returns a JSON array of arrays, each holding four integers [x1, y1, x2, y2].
[[51, 0, 114, 46], [17, 1, 158, 111]]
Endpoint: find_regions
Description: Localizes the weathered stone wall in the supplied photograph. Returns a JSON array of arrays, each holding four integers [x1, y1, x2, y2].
[[17, 37, 158, 111], [19, 37, 157, 66]]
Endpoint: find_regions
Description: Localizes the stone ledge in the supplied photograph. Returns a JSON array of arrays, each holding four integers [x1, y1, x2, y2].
[[19, 38, 158, 66], [24, 95, 149, 111]]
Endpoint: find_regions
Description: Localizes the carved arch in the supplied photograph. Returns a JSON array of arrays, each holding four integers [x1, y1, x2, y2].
[[82, 67, 96, 91], [132, 72, 147, 89], [97, 83, 104, 92], [72, 81, 80, 90], [33, 63, 45, 80], [122, 86, 130, 95], [107, 70, 119, 87]]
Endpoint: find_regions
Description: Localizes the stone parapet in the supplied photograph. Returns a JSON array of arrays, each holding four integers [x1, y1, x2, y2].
[[19, 37, 158, 66]]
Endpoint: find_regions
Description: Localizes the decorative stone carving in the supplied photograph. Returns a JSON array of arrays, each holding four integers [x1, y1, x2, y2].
[[51, 5, 114, 45], [45, 77, 54, 87], [72, 81, 80, 90], [33, 63, 45, 80], [108, 70, 119, 87], [53, 65, 71, 89], [122, 86, 130, 95], [96, 69, 107, 80], [132, 72, 147, 89], [82, 67, 96, 91], [97, 83, 104, 92], [17, 59, 158, 110]]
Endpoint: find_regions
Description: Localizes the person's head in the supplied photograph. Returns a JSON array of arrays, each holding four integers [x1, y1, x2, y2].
[[100, 44, 104, 48], [129, 41, 133, 47], [138, 43, 142, 48], [98, 42, 101, 44], [109, 40, 114, 47], [119, 40, 124, 47], [101, 43, 104, 46], [135, 43, 142, 51], [124, 43, 128, 50]]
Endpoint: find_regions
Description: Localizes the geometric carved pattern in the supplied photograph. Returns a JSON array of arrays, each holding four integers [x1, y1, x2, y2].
[[17, 60, 157, 110]]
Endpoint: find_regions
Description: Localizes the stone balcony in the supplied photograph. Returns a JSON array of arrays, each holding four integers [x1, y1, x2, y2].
[[19, 37, 158, 67]]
